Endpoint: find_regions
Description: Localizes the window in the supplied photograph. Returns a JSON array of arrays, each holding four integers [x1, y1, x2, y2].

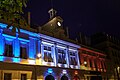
[[20, 46, 27, 59], [21, 74, 27, 80], [101, 61, 105, 70], [43, 45, 53, 62], [4, 73, 12, 80], [89, 59, 93, 68], [69, 51, 77, 65], [94, 59, 98, 70], [4, 44, 13, 57], [57, 48, 66, 64]]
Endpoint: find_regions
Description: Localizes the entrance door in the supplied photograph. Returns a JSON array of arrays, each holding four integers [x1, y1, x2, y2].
[[90, 76, 102, 80], [45, 75, 55, 80], [73, 75, 80, 80], [61, 75, 68, 80]]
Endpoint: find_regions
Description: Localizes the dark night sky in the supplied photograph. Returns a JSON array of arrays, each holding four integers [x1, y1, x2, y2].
[[25, 0, 120, 38]]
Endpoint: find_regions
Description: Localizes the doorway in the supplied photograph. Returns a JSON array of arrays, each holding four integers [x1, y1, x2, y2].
[[61, 75, 68, 80], [45, 75, 55, 80]]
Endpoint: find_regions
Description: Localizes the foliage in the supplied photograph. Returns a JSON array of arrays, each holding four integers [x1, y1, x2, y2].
[[0, 0, 29, 33]]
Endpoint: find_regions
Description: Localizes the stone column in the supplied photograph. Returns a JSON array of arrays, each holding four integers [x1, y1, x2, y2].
[[91, 58, 95, 70], [66, 46, 69, 68], [76, 50, 80, 69], [52, 43, 57, 66], [87, 57, 90, 68]]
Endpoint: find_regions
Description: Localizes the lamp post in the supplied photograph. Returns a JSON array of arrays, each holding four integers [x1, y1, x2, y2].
[[84, 61, 87, 67], [35, 53, 42, 80], [115, 66, 120, 80]]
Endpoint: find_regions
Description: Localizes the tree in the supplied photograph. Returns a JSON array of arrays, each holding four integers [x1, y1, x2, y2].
[[0, 0, 29, 32]]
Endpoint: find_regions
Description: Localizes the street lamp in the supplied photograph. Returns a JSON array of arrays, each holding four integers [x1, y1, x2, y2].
[[35, 53, 42, 80], [37, 53, 41, 58], [84, 61, 87, 67], [84, 61, 87, 65]]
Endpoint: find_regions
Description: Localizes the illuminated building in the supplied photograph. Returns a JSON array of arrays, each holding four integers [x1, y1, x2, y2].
[[0, 8, 81, 80], [91, 32, 120, 80], [79, 45, 107, 80]]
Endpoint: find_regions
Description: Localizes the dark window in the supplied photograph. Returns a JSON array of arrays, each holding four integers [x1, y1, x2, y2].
[[89, 59, 93, 67], [103, 62, 106, 69], [69, 51, 77, 65], [43, 45, 53, 62], [101, 61, 104, 69], [4, 73, 12, 80], [21, 74, 27, 80], [20, 47, 27, 59], [58, 48, 66, 64], [94, 60, 98, 70], [4, 44, 13, 57]]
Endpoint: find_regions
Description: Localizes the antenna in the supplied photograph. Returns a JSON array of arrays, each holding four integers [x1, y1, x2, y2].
[[48, 0, 57, 19], [50, 0, 54, 9]]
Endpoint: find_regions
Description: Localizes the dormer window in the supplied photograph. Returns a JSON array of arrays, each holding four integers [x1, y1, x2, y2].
[[57, 22, 61, 26]]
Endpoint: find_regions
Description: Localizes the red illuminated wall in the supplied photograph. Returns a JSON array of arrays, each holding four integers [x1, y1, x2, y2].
[[79, 47, 106, 72]]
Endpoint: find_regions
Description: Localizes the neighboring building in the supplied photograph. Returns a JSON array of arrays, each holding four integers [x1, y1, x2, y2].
[[91, 32, 120, 80], [78, 33, 91, 46], [79, 45, 107, 80]]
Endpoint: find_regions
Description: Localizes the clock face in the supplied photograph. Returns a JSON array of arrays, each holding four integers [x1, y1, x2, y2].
[[57, 21, 61, 26]]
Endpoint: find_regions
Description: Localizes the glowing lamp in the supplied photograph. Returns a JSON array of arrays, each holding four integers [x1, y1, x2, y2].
[[37, 53, 41, 58], [62, 70, 67, 74], [84, 61, 87, 65], [48, 68, 53, 74], [74, 71, 78, 75]]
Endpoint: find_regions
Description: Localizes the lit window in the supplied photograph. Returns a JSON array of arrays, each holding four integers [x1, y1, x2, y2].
[[43, 45, 53, 62]]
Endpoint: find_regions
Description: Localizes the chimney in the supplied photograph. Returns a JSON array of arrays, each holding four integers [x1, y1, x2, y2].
[[75, 38, 78, 42], [66, 27, 69, 38], [48, 8, 57, 19], [79, 32, 82, 44], [28, 12, 31, 25]]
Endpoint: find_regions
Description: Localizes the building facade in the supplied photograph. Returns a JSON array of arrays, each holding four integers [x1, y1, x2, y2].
[[79, 45, 107, 80], [0, 22, 80, 80], [91, 32, 120, 80]]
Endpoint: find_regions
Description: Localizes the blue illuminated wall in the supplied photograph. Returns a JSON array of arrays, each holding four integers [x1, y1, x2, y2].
[[13, 34, 20, 57], [29, 37, 37, 59], [0, 29, 4, 56]]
